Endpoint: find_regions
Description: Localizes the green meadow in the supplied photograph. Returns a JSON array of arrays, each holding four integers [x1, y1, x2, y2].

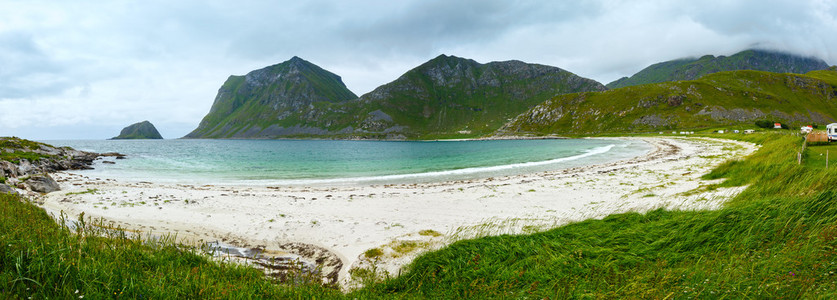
[[3, 133, 837, 298]]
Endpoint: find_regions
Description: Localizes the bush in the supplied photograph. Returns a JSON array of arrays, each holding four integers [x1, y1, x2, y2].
[[755, 120, 773, 128]]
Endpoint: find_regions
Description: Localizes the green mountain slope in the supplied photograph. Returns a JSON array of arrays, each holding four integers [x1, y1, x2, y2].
[[111, 120, 163, 139], [501, 69, 837, 135], [606, 49, 829, 89], [184, 56, 358, 138], [346, 55, 607, 138], [185, 55, 606, 139]]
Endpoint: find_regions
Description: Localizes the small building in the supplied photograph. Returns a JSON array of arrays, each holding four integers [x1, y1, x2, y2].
[[733, 130, 740, 133], [744, 129, 755, 134], [774, 123, 782, 129], [801, 126, 813, 134]]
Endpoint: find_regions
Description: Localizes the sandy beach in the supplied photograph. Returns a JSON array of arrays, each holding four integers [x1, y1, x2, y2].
[[38, 137, 757, 288]]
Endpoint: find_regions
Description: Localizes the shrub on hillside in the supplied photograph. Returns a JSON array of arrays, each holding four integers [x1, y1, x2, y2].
[[754, 120, 774, 129]]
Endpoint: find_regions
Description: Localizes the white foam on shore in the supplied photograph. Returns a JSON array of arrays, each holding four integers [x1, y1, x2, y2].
[[245, 144, 618, 186]]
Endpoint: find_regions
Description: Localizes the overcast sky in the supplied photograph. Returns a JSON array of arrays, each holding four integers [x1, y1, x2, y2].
[[1, 0, 835, 139]]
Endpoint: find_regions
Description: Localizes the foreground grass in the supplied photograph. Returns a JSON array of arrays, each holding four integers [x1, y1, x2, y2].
[[354, 134, 837, 298], [4, 133, 837, 298], [0, 194, 341, 298]]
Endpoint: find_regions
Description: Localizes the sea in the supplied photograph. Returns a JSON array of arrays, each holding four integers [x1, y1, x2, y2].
[[43, 139, 652, 186]]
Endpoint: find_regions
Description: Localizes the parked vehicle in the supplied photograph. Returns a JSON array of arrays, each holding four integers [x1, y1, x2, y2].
[[827, 123, 837, 141]]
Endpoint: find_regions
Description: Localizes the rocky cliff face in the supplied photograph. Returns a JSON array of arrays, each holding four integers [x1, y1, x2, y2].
[[184, 55, 606, 139], [184, 56, 358, 138], [607, 49, 830, 89], [111, 120, 163, 139]]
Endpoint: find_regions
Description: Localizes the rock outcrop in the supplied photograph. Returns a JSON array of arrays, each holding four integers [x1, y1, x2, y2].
[[0, 183, 15, 194], [1, 137, 115, 194], [111, 120, 163, 139]]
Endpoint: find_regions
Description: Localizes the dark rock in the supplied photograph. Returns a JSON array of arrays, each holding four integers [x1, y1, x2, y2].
[[0, 183, 16, 194], [101, 152, 127, 159], [25, 175, 60, 193]]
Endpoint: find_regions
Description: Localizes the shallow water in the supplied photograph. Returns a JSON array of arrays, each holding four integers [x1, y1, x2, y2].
[[45, 138, 651, 185]]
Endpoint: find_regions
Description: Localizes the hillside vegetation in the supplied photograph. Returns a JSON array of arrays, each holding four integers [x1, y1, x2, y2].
[[502, 69, 837, 135], [607, 49, 829, 89]]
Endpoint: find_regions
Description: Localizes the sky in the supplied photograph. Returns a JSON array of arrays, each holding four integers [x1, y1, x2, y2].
[[1, 0, 835, 140]]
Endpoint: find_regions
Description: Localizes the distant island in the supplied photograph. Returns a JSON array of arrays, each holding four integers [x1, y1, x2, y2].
[[111, 121, 163, 139]]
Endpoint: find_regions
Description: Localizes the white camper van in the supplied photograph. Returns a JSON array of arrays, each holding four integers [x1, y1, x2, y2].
[[827, 123, 837, 142]]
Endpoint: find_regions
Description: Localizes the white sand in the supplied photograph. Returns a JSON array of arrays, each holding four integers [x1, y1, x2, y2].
[[38, 137, 757, 287]]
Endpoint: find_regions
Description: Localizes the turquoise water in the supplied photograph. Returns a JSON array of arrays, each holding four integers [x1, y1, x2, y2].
[[45, 139, 651, 185]]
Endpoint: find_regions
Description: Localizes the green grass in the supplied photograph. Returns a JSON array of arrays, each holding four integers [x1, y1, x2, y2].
[[0, 151, 54, 164], [352, 134, 837, 298], [805, 143, 837, 169], [0, 194, 341, 299]]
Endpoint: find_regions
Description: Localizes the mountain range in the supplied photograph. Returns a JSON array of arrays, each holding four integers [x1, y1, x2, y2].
[[185, 55, 604, 139], [185, 49, 834, 139]]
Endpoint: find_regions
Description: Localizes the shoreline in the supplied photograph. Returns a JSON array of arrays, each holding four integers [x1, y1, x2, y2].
[[38, 137, 758, 288]]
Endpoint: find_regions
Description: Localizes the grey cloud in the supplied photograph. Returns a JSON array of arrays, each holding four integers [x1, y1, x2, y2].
[[1, 0, 836, 139], [0, 32, 69, 98]]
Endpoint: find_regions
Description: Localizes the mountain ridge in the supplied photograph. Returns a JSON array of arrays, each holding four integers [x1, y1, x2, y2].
[[501, 69, 837, 135], [184, 56, 358, 139], [606, 49, 829, 89], [184, 54, 605, 139]]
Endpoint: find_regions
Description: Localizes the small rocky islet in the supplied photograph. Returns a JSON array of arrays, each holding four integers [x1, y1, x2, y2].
[[111, 120, 164, 140]]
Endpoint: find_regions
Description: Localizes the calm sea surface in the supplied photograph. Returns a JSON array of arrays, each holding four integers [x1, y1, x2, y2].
[[43, 139, 651, 185]]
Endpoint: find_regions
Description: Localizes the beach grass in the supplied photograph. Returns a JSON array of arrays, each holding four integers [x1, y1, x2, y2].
[[353, 133, 837, 298], [0, 193, 341, 299], [4, 133, 837, 298]]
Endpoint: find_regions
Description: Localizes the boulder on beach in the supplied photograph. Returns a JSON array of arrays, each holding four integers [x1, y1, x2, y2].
[[24, 175, 60, 193]]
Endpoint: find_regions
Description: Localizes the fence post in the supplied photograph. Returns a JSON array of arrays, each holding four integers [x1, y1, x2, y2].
[[798, 152, 802, 165], [828, 150, 829, 169]]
